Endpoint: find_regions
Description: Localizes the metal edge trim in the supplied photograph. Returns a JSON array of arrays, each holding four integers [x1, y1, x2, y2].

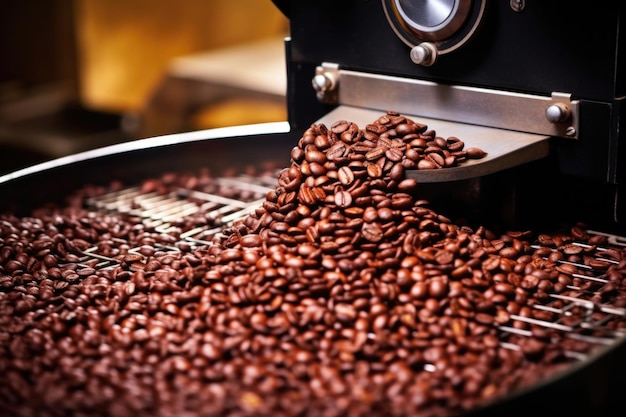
[[0, 122, 291, 185]]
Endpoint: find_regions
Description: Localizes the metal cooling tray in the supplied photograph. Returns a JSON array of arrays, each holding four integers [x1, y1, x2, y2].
[[77, 178, 626, 417]]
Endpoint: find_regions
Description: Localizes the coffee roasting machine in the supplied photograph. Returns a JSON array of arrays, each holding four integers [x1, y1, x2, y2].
[[272, 2, 626, 412], [1, 1, 626, 416], [276, 0, 626, 232]]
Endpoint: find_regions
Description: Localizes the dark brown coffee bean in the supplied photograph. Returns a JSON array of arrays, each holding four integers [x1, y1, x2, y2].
[[239, 234, 263, 248], [365, 147, 385, 161], [337, 166, 355, 186], [334, 190, 352, 208], [335, 303, 357, 323], [410, 282, 428, 300], [305, 149, 326, 164], [326, 142, 347, 161], [362, 207, 379, 223], [395, 123, 417, 136], [291, 146, 305, 163], [426, 152, 444, 167], [466, 147, 487, 159], [330, 120, 350, 134], [366, 163, 383, 178], [428, 278, 448, 299], [417, 159, 438, 170], [391, 195, 413, 209], [361, 222, 383, 243], [385, 148, 403, 162], [397, 178, 418, 193], [297, 186, 317, 206]]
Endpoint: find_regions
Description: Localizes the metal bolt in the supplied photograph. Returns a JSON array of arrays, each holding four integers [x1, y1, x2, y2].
[[312, 68, 339, 103], [545, 103, 571, 124], [510, 0, 525, 12], [312, 73, 335, 93]]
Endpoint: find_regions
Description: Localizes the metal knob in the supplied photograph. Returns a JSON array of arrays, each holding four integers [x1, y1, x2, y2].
[[410, 42, 438, 66], [545, 103, 571, 123]]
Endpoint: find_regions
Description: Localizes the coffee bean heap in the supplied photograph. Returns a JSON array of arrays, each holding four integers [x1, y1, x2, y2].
[[302, 114, 487, 175], [1, 111, 626, 417]]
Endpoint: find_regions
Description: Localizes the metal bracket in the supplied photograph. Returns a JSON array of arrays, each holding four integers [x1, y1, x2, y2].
[[311, 62, 580, 139]]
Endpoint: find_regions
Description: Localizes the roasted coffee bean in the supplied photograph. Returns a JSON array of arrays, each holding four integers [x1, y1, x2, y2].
[[426, 152, 444, 168], [337, 166, 355, 186], [417, 159, 438, 170], [334, 190, 352, 208], [330, 120, 350, 134], [395, 123, 418, 136], [385, 147, 403, 162], [361, 222, 383, 243], [466, 147, 488, 159], [305, 149, 326, 165], [291, 146, 305, 162], [446, 137, 464, 151], [326, 142, 347, 161], [365, 147, 385, 162], [366, 163, 383, 178], [397, 178, 418, 193]]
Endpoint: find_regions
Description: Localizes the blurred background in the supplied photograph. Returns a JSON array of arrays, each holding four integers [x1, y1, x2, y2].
[[0, 0, 288, 174]]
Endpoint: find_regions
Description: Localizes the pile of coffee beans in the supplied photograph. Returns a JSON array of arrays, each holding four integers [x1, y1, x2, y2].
[[1, 111, 625, 417]]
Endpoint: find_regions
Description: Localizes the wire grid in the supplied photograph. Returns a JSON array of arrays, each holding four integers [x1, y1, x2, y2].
[[498, 235, 626, 360], [71, 176, 626, 360], [72, 175, 276, 271]]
